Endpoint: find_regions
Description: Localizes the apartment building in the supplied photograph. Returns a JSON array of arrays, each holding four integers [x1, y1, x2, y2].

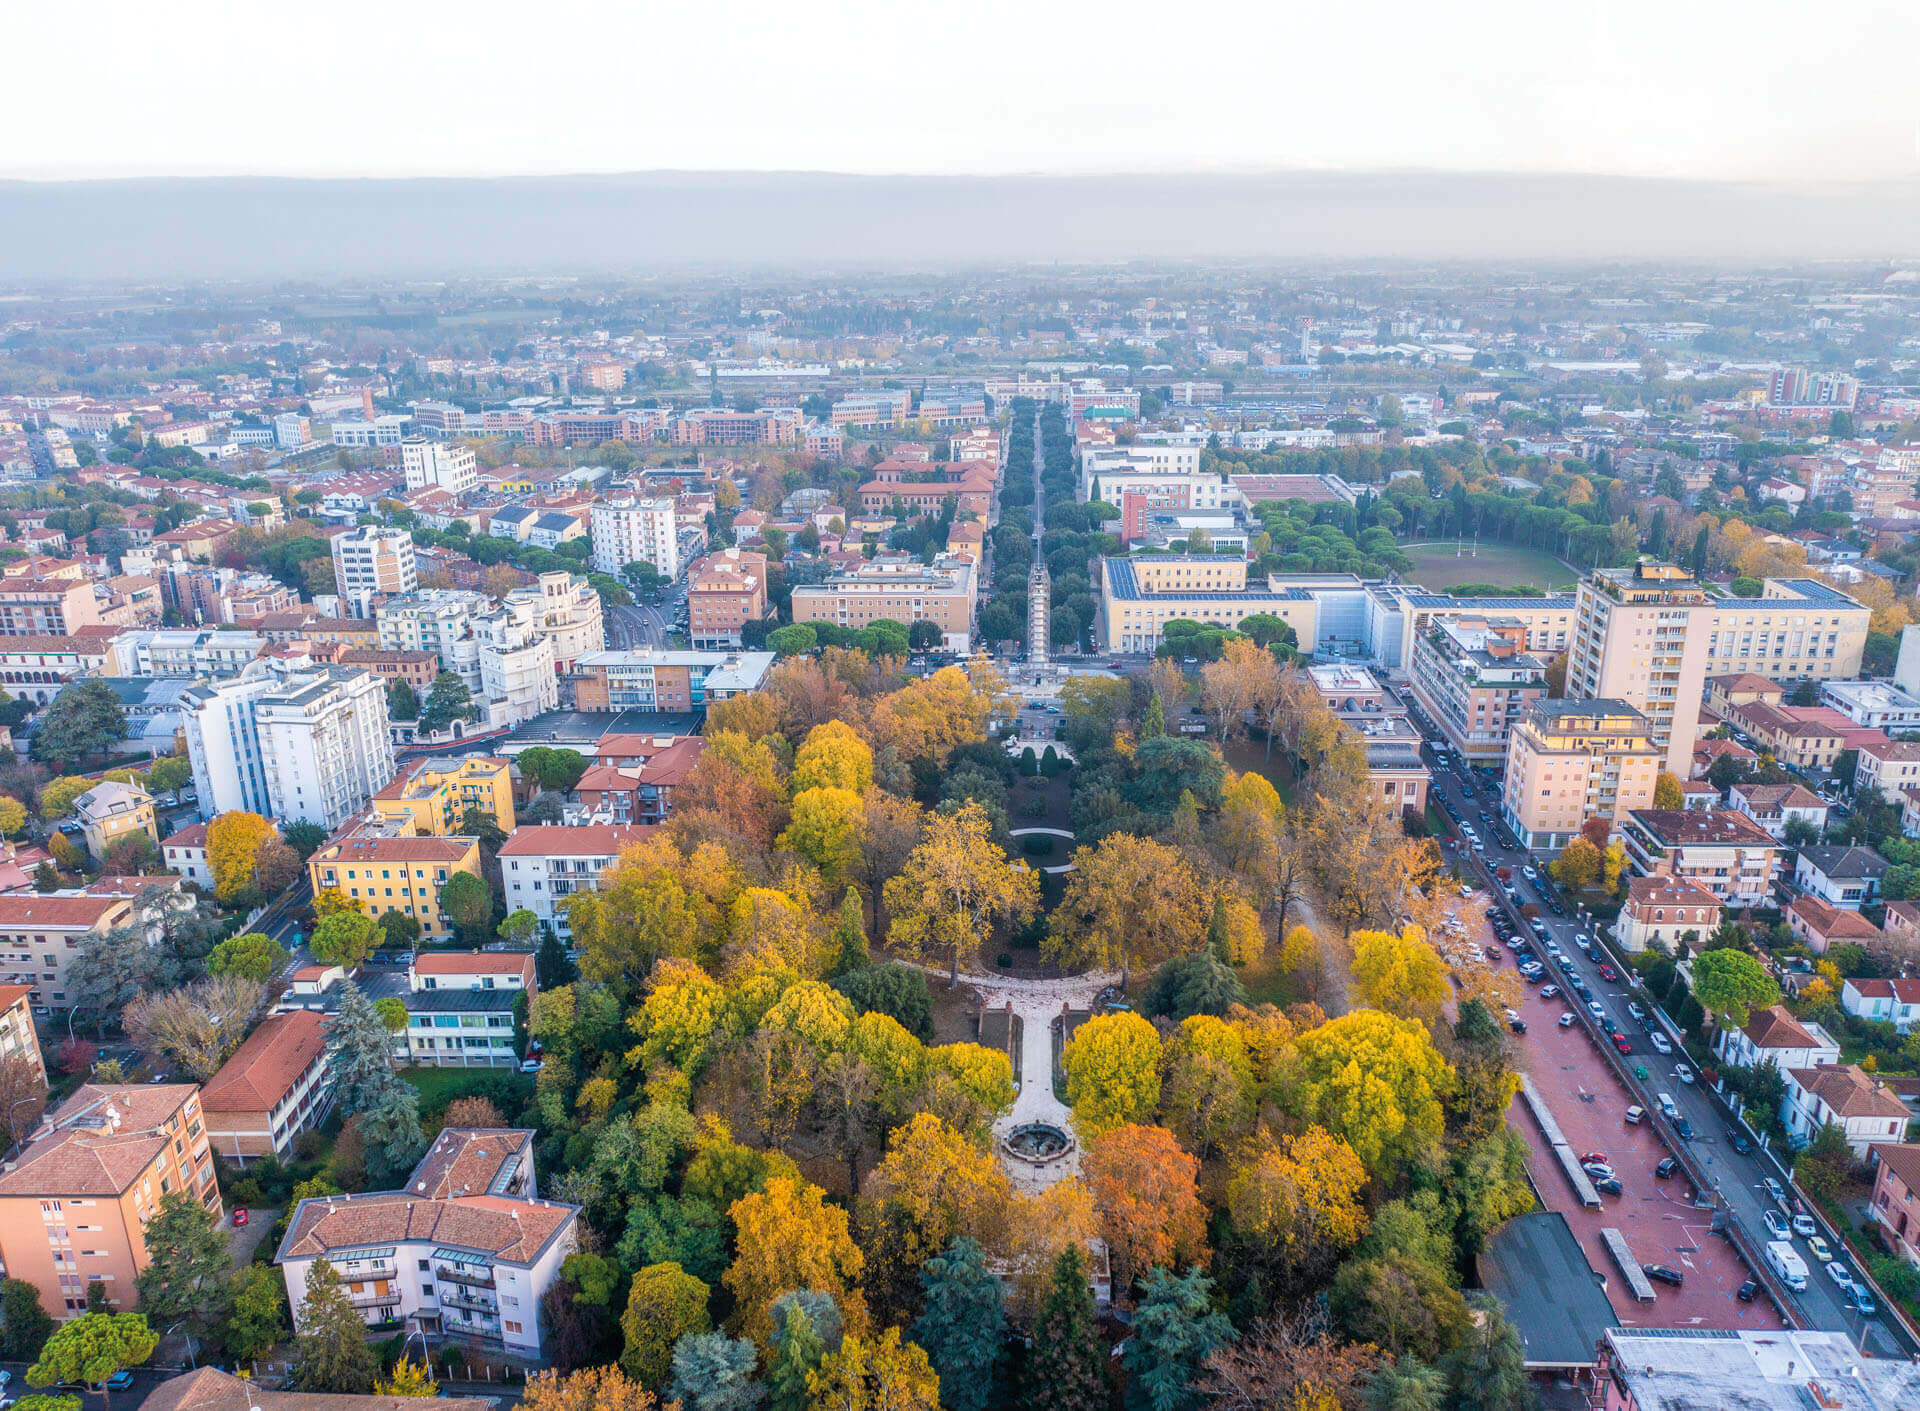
[[1868, 1143, 1920, 1274], [1613, 875, 1721, 954], [339, 648, 438, 697], [569, 649, 775, 712], [277, 1183, 577, 1356], [1406, 616, 1547, 764], [375, 590, 487, 688], [856, 463, 995, 517], [409, 1128, 536, 1201], [475, 598, 558, 727], [0, 635, 114, 703], [589, 496, 680, 579], [575, 736, 704, 825], [410, 951, 535, 998], [180, 668, 284, 818], [1500, 699, 1662, 852], [830, 389, 912, 429], [400, 438, 478, 497], [790, 552, 977, 653], [252, 668, 397, 829], [1791, 845, 1887, 908], [1097, 555, 1317, 654], [0, 983, 45, 1085], [0, 578, 102, 637], [198, 1009, 333, 1165], [72, 780, 157, 861], [668, 406, 801, 446], [0, 893, 133, 1010], [0, 1083, 218, 1317], [330, 414, 410, 447], [1727, 782, 1828, 840], [1592, 1328, 1919, 1411], [502, 572, 603, 671], [687, 549, 770, 648], [1782, 1063, 1908, 1157], [1566, 561, 1869, 775], [499, 825, 653, 938], [330, 526, 418, 617], [1306, 664, 1431, 817], [1619, 808, 1779, 907], [1729, 701, 1867, 772], [306, 832, 484, 944], [371, 755, 516, 837], [1857, 738, 1920, 799]]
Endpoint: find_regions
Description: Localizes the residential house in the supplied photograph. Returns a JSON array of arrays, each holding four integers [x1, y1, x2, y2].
[[1728, 782, 1828, 841], [0, 1084, 218, 1317], [142, 1367, 497, 1411], [1619, 808, 1779, 907], [1842, 978, 1920, 1033], [1783, 1063, 1909, 1156], [275, 1186, 578, 1357], [1715, 1003, 1840, 1072], [1691, 736, 1757, 780], [160, 824, 210, 887], [1792, 845, 1888, 908], [73, 780, 158, 862], [497, 826, 653, 939], [198, 1010, 334, 1164], [1704, 672, 1782, 720], [408, 952, 536, 999], [1614, 876, 1722, 954], [1858, 738, 1920, 799], [402, 988, 519, 1069], [1786, 895, 1886, 956]]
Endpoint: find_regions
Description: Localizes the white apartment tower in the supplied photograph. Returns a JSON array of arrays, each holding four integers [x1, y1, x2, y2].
[[400, 438, 479, 497], [591, 496, 680, 580], [477, 598, 560, 726], [331, 526, 419, 617], [254, 667, 397, 828], [182, 669, 285, 818]]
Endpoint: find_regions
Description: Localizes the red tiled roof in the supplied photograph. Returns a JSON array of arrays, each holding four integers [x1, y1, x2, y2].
[[411, 952, 534, 977], [200, 1011, 328, 1115], [405, 1128, 533, 1199], [0, 894, 127, 928], [1743, 1004, 1822, 1050], [281, 1191, 575, 1263], [1787, 1064, 1909, 1119], [162, 823, 209, 849], [497, 825, 653, 858]]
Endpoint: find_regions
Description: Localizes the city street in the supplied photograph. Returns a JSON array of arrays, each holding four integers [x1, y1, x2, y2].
[[1411, 707, 1911, 1354], [605, 601, 667, 649]]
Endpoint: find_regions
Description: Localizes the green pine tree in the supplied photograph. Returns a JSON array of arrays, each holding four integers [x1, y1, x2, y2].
[[1438, 1296, 1531, 1411], [912, 1239, 1005, 1411], [831, 889, 870, 975], [328, 981, 406, 1118], [132, 1193, 235, 1361], [293, 1260, 378, 1395], [1029, 1245, 1106, 1411], [1206, 893, 1231, 964], [767, 1303, 825, 1411], [1124, 1268, 1233, 1411]]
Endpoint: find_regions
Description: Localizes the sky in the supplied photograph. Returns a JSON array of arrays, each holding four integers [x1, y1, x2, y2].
[[11, 0, 1920, 184]]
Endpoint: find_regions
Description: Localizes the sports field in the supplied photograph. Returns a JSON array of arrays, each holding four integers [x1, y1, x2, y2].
[[1399, 542, 1579, 593]]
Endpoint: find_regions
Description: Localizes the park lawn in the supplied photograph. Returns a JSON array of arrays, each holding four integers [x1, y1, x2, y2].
[[1399, 542, 1578, 593], [402, 1065, 532, 1110]]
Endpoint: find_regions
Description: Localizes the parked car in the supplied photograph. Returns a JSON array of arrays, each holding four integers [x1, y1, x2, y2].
[[1849, 1285, 1878, 1316], [519, 1059, 545, 1074], [1765, 1177, 1788, 1205], [1509, 1018, 1527, 1034], [1612, 1032, 1633, 1055], [1737, 1279, 1759, 1303], [1673, 1116, 1693, 1141], [1625, 1105, 1645, 1124], [1539, 985, 1560, 1000], [1593, 1175, 1623, 1196], [1579, 1151, 1610, 1166], [1655, 1157, 1679, 1179], [1597, 963, 1618, 982], [1627, 1001, 1646, 1022], [1726, 1129, 1754, 1155], [231, 1207, 248, 1227], [1587, 1000, 1608, 1021], [1807, 1234, 1834, 1263], [1792, 1212, 1817, 1238], [1559, 1012, 1577, 1028], [1764, 1210, 1791, 1240], [1643, 1263, 1685, 1287], [100, 1374, 135, 1392], [1582, 1161, 1616, 1180], [1648, 1032, 1673, 1055], [1827, 1261, 1856, 1291], [1674, 1063, 1696, 1085]]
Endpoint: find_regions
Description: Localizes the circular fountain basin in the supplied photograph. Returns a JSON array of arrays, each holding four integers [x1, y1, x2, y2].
[[1001, 1121, 1076, 1166]]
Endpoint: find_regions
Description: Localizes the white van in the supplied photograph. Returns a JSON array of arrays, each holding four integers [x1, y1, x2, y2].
[[1766, 1240, 1809, 1292], [1656, 1092, 1679, 1121]]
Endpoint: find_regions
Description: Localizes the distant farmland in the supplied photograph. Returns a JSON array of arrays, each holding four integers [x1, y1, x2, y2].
[[1400, 542, 1578, 593]]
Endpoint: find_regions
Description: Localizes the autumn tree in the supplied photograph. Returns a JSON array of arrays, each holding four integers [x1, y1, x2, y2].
[[806, 1326, 941, 1411], [872, 664, 994, 767], [1061, 1012, 1163, 1139], [619, 1262, 711, 1388], [523, 1366, 660, 1411], [792, 719, 875, 794], [1350, 927, 1450, 1022], [1287, 1010, 1456, 1179], [1160, 1015, 1255, 1159], [205, 810, 274, 902], [1226, 1130, 1370, 1289], [725, 1177, 867, 1349], [1194, 1309, 1381, 1411], [779, 786, 867, 882], [1200, 637, 1283, 745], [861, 1114, 1011, 1300], [375, 1360, 439, 1398], [1549, 837, 1603, 891], [1046, 834, 1208, 983], [1082, 1124, 1208, 1295], [0, 1056, 47, 1150], [122, 976, 265, 1080], [884, 799, 1038, 984], [575, 836, 743, 994], [1653, 772, 1684, 810]]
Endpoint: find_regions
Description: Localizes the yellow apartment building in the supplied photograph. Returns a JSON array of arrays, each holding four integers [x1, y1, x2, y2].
[[306, 833, 484, 942], [371, 755, 516, 837]]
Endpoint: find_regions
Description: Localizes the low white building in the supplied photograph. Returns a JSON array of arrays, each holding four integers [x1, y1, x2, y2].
[[1820, 678, 1920, 731], [1715, 1004, 1840, 1072], [1782, 1062, 1909, 1157], [498, 824, 653, 939], [1841, 977, 1920, 1034]]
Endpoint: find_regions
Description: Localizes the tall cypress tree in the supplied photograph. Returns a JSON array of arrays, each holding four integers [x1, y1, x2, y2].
[[831, 889, 870, 975], [1029, 1245, 1106, 1411]]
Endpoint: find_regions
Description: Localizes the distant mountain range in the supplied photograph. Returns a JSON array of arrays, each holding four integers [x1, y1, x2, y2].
[[2, 170, 1918, 280]]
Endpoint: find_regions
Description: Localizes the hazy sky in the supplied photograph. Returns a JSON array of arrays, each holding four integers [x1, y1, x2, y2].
[[13, 1, 1920, 182]]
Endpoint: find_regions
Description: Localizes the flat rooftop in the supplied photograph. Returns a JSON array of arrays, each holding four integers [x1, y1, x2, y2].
[[1603, 1327, 1920, 1410], [1479, 1211, 1618, 1369]]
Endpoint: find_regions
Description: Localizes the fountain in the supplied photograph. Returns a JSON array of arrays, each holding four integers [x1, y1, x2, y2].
[[1002, 1121, 1075, 1166]]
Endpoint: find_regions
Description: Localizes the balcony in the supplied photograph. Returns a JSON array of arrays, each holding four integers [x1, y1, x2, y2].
[[350, 1291, 402, 1310], [436, 1262, 495, 1287], [441, 1286, 498, 1314]]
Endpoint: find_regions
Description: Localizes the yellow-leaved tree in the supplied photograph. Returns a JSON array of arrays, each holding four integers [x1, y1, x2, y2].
[[1285, 1010, 1456, 1179], [1225, 1128, 1369, 1285], [860, 1112, 1012, 1276], [205, 809, 274, 902], [1060, 1011, 1162, 1140], [778, 786, 868, 883], [1350, 926, 1450, 1022], [791, 719, 875, 794], [872, 665, 991, 767], [805, 1327, 941, 1411], [725, 1176, 867, 1349], [1653, 772, 1684, 810], [1044, 833, 1208, 983], [884, 799, 1039, 984]]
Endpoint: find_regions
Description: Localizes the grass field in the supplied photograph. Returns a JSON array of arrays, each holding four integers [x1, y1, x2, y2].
[[1399, 542, 1579, 593]]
